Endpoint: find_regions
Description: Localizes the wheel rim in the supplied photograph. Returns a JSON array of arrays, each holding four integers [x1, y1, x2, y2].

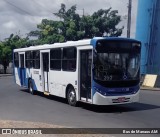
[[69, 90, 76, 104], [30, 85, 32, 92], [29, 82, 33, 93]]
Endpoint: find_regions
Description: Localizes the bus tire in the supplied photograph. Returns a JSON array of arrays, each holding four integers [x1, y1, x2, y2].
[[67, 87, 77, 106], [29, 79, 35, 95]]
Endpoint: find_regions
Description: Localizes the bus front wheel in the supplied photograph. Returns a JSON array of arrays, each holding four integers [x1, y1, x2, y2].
[[67, 87, 77, 106], [29, 79, 35, 95]]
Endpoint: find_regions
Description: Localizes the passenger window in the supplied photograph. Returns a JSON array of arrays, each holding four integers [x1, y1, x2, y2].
[[62, 47, 77, 71], [25, 51, 33, 68], [14, 52, 19, 67], [50, 48, 61, 70], [33, 51, 40, 69], [20, 54, 24, 68]]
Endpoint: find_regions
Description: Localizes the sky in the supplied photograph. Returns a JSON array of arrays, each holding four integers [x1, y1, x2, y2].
[[0, 0, 138, 41]]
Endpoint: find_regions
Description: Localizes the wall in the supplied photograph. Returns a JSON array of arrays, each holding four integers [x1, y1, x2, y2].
[[136, 0, 160, 74]]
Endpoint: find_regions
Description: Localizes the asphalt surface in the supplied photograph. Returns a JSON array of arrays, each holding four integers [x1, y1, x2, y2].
[[0, 76, 160, 136]]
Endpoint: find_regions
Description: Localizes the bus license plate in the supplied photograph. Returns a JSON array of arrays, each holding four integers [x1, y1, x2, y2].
[[117, 97, 126, 102]]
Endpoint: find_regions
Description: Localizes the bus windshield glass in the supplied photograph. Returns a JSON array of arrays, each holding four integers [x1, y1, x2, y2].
[[93, 40, 141, 83]]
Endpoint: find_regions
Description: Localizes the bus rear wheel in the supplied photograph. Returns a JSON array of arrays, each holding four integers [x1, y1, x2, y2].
[[29, 79, 35, 95], [67, 87, 77, 106]]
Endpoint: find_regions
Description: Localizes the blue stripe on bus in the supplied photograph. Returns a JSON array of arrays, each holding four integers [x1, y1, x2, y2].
[[32, 79, 38, 91], [92, 80, 139, 97], [17, 67, 21, 84], [17, 67, 37, 90], [25, 68, 29, 88], [13, 68, 16, 83], [12, 51, 16, 83]]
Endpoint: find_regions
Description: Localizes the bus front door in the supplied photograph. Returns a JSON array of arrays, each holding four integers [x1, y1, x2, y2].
[[80, 50, 92, 103], [19, 53, 25, 86], [42, 52, 49, 94]]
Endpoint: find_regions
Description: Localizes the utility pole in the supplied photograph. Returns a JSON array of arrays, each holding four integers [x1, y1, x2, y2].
[[83, 8, 84, 16], [127, 0, 132, 38]]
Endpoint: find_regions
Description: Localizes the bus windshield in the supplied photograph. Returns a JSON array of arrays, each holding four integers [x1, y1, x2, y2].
[[93, 40, 141, 83]]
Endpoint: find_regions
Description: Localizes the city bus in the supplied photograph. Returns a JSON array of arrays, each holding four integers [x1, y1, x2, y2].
[[13, 37, 141, 106]]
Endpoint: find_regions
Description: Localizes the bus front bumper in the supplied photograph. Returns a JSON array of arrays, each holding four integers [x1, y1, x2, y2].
[[92, 91, 139, 105]]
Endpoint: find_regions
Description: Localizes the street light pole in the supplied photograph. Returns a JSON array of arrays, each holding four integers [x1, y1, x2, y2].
[[127, 0, 132, 38], [83, 8, 84, 16]]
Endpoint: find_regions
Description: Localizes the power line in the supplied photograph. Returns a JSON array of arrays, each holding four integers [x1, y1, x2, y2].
[[32, 0, 54, 15], [3, 0, 33, 16]]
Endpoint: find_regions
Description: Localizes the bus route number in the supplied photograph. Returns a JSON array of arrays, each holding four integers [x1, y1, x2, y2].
[[104, 75, 112, 81]]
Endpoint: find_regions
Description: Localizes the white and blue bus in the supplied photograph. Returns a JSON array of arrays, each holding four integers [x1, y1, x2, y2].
[[13, 37, 141, 106]]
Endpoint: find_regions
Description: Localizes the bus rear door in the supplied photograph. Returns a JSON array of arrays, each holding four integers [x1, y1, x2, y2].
[[41, 52, 50, 95], [19, 53, 26, 86]]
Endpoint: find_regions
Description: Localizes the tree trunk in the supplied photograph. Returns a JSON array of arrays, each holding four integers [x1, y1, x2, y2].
[[3, 59, 8, 74], [3, 65, 7, 74]]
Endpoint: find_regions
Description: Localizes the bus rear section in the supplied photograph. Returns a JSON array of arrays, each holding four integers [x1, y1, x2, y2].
[[13, 52, 27, 87]]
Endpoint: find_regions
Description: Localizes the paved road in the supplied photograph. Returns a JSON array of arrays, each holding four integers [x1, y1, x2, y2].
[[0, 76, 160, 136]]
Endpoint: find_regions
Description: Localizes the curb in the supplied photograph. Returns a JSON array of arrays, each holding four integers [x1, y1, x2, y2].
[[0, 74, 13, 77], [140, 87, 160, 91], [141, 74, 160, 88]]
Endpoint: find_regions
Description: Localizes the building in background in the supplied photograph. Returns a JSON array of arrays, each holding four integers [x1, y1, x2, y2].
[[136, 0, 160, 74], [0, 63, 13, 74]]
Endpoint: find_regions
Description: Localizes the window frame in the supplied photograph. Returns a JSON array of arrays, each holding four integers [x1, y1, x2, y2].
[[14, 52, 19, 68], [32, 50, 40, 69], [62, 47, 77, 72], [50, 48, 62, 71], [25, 51, 33, 68]]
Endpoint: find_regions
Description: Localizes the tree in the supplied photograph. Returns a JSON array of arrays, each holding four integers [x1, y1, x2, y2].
[[0, 42, 11, 74], [28, 19, 65, 44], [0, 34, 28, 73], [53, 4, 124, 39], [28, 3, 124, 43], [0, 3, 124, 73]]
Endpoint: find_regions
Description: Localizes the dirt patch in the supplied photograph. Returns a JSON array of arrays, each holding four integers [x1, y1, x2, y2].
[[0, 120, 63, 128], [0, 120, 112, 137]]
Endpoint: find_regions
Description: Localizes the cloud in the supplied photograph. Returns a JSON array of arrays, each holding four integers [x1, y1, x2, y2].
[[0, 0, 138, 40], [2, 21, 16, 29]]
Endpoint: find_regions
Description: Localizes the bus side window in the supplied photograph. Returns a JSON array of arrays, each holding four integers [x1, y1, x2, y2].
[[25, 51, 32, 68], [14, 52, 19, 67], [62, 47, 77, 72], [50, 48, 61, 71], [32, 51, 40, 69], [20, 54, 24, 68]]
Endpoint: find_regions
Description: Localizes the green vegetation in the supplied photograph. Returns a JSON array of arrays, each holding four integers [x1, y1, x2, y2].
[[0, 3, 124, 73], [0, 34, 29, 73], [29, 4, 123, 43]]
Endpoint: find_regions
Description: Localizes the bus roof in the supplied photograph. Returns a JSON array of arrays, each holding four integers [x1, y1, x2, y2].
[[14, 37, 140, 52], [91, 37, 141, 45], [14, 39, 91, 52]]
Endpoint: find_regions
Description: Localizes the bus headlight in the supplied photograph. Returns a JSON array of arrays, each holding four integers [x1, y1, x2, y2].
[[94, 87, 107, 96], [94, 87, 101, 93]]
